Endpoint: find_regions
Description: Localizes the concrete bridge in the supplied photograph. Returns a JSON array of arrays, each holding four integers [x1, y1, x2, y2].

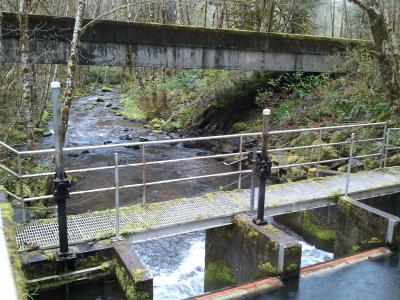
[[0, 12, 369, 71]]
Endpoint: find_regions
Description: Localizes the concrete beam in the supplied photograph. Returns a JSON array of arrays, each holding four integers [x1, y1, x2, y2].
[[0, 12, 369, 71]]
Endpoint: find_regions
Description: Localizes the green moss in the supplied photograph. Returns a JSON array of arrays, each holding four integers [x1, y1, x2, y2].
[[134, 268, 145, 282], [204, 260, 235, 290], [285, 263, 300, 272], [101, 86, 113, 92], [351, 245, 361, 253], [330, 191, 342, 202], [303, 215, 336, 243], [264, 224, 279, 233], [257, 261, 278, 275], [234, 216, 260, 240], [0, 203, 27, 299], [231, 122, 248, 133]]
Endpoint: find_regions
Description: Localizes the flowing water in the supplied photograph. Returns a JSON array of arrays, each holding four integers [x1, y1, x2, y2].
[[36, 89, 365, 300], [39, 87, 243, 214], [131, 229, 333, 300]]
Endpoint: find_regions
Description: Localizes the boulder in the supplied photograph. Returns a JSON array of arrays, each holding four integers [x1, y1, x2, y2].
[[101, 86, 113, 92], [42, 130, 53, 137]]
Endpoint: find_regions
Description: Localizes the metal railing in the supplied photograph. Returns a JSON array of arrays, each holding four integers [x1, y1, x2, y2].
[[0, 121, 395, 226]]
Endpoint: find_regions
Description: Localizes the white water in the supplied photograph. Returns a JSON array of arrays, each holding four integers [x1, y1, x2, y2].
[[131, 229, 334, 300]]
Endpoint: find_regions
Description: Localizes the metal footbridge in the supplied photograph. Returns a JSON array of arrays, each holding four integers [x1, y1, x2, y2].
[[1, 120, 400, 251], [14, 166, 400, 251]]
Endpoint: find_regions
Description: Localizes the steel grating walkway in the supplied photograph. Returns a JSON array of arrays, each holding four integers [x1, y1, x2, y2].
[[16, 167, 400, 251]]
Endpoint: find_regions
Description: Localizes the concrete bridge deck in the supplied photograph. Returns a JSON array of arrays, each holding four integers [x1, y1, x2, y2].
[[16, 166, 400, 251], [1, 12, 368, 71]]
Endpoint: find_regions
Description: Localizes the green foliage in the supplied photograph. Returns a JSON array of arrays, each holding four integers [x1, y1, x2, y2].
[[257, 261, 278, 275], [204, 260, 235, 290], [351, 245, 361, 253]]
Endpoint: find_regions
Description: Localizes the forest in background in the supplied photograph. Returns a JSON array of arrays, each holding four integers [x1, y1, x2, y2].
[[1, 0, 400, 148]]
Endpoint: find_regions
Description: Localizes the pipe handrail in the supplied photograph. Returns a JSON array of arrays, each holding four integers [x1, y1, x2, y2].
[[0, 121, 394, 204]]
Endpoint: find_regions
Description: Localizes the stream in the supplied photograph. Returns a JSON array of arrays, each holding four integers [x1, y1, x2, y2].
[[39, 88, 333, 299], [40, 87, 242, 214]]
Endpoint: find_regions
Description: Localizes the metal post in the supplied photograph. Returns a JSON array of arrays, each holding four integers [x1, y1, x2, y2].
[[380, 124, 388, 168], [316, 129, 323, 177], [114, 153, 121, 240], [51, 81, 71, 255], [141, 145, 146, 206], [237, 136, 243, 189], [17, 154, 25, 222], [345, 133, 355, 196], [255, 109, 271, 224], [250, 148, 257, 213], [384, 128, 391, 168]]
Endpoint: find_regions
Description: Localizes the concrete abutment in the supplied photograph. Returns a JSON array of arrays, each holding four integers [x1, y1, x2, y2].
[[204, 214, 302, 292]]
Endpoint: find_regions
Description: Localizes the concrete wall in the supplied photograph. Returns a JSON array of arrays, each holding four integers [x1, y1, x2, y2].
[[0, 12, 368, 70], [204, 214, 301, 292], [274, 205, 337, 252], [335, 197, 400, 256]]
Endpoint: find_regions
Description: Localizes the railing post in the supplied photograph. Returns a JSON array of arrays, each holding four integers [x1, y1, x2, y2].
[[141, 145, 146, 206], [250, 147, 257, 213], [255, 108, 272, 224], [51, 81, 71, 257], [316, 129, 323, 177], [114, 153, 121, 240], [380, 124, 388, 168], [345, 133, 355, 196], [237, 136, 243, 189], [17, 154, 26, 222], [384, 128, 391, 168]]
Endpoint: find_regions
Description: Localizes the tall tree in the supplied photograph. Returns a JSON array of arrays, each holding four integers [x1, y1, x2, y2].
[[61, 0, 86, 140], [349, 0, 400, 112], [18, 0, 35, 149]]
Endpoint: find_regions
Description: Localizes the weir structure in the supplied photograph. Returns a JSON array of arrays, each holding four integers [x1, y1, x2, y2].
[[0, 12, 369, 71], [0, 12, 398, 299], [1, 108, 400, 298]]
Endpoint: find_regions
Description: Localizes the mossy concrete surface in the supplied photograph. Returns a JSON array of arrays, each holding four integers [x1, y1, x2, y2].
[[335, 197, 400, 256], [0, 202, 26, 299], [114, 240, 153, 300], [274, 206, 337, 252], [204, 214, 301, 292]]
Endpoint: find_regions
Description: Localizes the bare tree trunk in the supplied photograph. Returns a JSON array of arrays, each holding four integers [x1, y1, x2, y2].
[[18, 0, 35, 149], [349, 0, 400, 112], [61, 0, 86, 141], [175, 0, 182, 24]]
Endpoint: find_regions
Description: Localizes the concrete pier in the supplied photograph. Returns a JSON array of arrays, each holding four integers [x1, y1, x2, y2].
[[205, 214, 301, 292]]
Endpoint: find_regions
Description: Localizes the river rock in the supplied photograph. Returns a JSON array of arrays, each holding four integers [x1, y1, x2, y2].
[[96, 96, 106, 102], [119, 134, 132, 141], [124, 145, 140, 150], [168, 133, 181, 140], [101, 86, 113, 92], [67, 153, 79, 158], [105, 102, 113, 108], [42, 130, 53, 137], [111, 106, 119, 110], [139, 136, 158, 142], [103, 141, 113, 145], [81, 150, 90, 154]]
